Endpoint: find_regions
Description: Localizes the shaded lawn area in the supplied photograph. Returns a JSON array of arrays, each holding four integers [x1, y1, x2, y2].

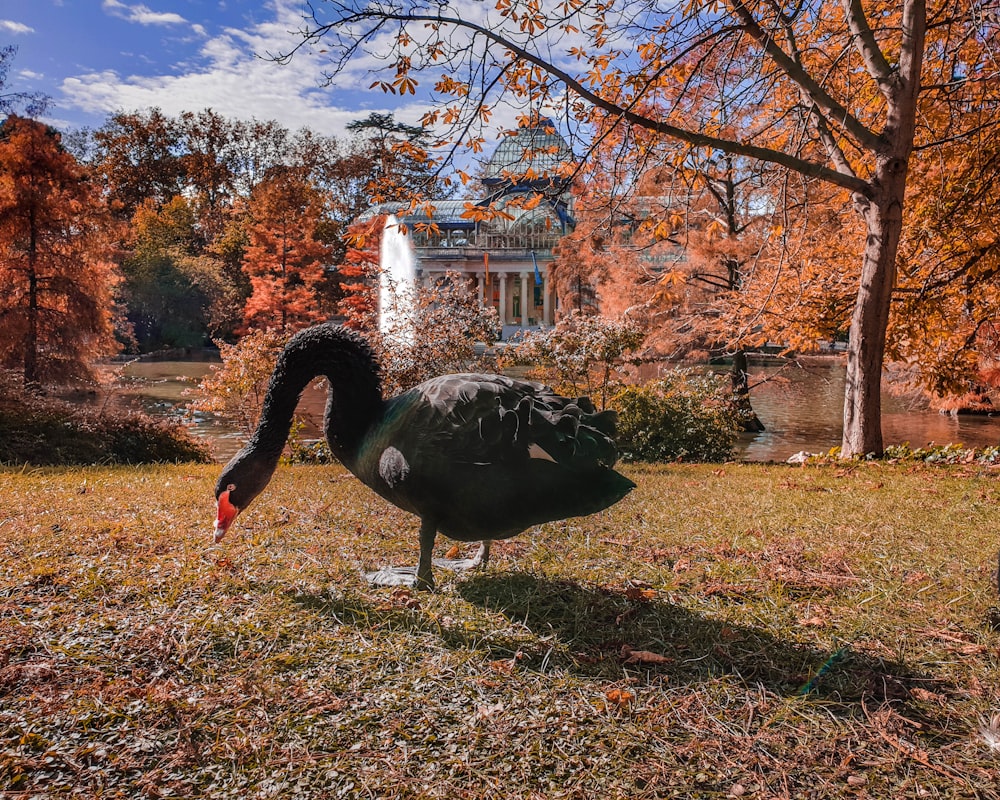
[[1, 461, 999, 798]]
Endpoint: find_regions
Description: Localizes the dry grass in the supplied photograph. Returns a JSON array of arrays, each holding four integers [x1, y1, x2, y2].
[[1, 461, 999, 798]]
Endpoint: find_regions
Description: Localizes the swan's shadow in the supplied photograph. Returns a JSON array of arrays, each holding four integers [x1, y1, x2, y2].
[[456, 572, 926, 701], [292, 571, 932, 702]]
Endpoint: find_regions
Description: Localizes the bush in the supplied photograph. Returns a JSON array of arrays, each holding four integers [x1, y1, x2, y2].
[[613, 370, 743, 462], [503, 311, 645, 409], [187, 329, 289, 437], [0, 396, 211, 465]]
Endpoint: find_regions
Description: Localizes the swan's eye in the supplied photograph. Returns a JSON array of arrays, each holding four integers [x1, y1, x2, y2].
[[226, 483, 235, 492]]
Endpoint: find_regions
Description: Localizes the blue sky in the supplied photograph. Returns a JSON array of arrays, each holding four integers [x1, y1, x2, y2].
[[1, 0, 431, 136]]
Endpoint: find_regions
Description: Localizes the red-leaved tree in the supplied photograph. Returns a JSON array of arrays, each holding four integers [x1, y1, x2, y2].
[[337, 214, 384, 330], [0, 115, 121, 387], [241, 168, 335, 333]]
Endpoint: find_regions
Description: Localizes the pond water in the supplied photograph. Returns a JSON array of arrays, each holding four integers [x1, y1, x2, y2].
[[112, 355, 327, 463], [733, 359, 1000, 461], [113, 354, 1000, 463]]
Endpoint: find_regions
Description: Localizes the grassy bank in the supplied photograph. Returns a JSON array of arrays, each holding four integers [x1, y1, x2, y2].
[[1, 462, 999, 798]]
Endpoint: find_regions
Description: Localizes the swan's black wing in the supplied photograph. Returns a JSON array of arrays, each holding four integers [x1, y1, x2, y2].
[[353, 374, 635, 541]]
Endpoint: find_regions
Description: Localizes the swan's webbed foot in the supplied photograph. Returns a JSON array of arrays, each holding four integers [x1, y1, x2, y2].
[[366, 519, 438, 590], [365, 565, 433, 589], [433, 540, 492, 572]]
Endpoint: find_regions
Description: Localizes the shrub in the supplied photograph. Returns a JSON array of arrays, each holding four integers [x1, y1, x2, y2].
[[375, 271, 501, 395], [503, 312, 645, 409], [187, 329, 289, 437], [612, 370, 743, 462], [0, 395, 211, 465]]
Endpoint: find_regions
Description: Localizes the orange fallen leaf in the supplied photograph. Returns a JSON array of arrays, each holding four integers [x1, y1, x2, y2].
[[909, 687, 946, 704], [489, 659, 516, 675], [605, 688, 635, 707], [444, 544, 461, 559], [621, 645, 672, 665]]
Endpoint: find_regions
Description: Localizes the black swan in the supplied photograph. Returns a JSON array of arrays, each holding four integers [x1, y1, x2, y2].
[[213, 323, 636, 589]]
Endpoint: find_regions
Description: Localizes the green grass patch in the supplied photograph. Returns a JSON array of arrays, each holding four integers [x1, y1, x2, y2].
[[1, 462, 999, 797]]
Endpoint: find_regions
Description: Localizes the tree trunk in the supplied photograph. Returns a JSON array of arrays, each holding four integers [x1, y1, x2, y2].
[[841, 159, 908, 457], [24, 211, 39, 390], [730, 348, 765, 433], [840, 0, 924, 458]]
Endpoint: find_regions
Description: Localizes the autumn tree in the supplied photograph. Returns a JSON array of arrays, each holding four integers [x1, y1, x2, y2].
[[121, 196, 239, 349], [178, 109, 238, 217], [346, 112, 449, 205], [0, 116, 121, 386], [888, 120, 1000, 401], [286, 0, 999, 456], [241, 169, 337, 333], [337, 214, 384, 329], [91, 109, 185, 220], [558, 157, 771, 429]]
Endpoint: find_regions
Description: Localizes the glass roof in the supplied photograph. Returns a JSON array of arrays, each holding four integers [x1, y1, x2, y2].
[[483, 118, 573, 185], [360, 200, 477, 227]]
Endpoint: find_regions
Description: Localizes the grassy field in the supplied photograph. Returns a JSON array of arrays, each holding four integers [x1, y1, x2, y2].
[[1, 461, 999, 798]]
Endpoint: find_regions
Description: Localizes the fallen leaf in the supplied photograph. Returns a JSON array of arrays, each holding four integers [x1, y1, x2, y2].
[[444, 544, 461, 559], [909, 687, 946, 704], [625, 586, 657, 601], [377, 587, 421, 611], [605, 688, 634, 707], [621, 645, 672, 665], [476, 701, 504, 718], [489, 659, 515, 674]]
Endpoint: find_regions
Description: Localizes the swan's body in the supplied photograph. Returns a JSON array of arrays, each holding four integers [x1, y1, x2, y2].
[[214, 323, 635, 589]]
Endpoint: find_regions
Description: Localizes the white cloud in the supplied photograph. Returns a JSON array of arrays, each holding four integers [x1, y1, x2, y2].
[[0, 20, 35, 35], [58, 2, 403, 137], [102, 0, 192, 28], [54, 0, 560, 147]]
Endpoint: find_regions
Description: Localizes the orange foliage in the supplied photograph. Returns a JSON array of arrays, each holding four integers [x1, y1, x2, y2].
[[0, 115, 122, 386], [240, 169, 335, 334], [337, 215, 384, 330]]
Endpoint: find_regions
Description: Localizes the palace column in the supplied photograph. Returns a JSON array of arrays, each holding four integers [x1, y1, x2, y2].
[[542, 272, 552, 325], [520, 271, 530, 327], [497, 272, 508, 326], [477, 274, 485, 306]]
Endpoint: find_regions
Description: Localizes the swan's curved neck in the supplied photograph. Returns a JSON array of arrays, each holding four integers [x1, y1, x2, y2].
[[249, 325, 383, 466]]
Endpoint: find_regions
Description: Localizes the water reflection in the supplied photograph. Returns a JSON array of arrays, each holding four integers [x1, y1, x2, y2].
[[735, 359, 1000, 461], [116, 356, 328, 462], [114, 355, 1000, 463]]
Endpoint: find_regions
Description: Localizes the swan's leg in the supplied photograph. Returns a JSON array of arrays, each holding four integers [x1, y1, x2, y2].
[[363, 518, 438, 590], [416, 517, 437, 591], [434, 539, 492, 571]]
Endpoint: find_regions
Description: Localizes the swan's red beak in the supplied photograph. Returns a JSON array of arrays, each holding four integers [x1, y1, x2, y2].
[[214, 489, 239, 542]]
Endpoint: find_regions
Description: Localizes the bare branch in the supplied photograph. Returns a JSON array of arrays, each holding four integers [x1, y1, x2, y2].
[[728, 0, 884, 153], [299, 6, 873, 197], [842, 0, 895, 93]]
